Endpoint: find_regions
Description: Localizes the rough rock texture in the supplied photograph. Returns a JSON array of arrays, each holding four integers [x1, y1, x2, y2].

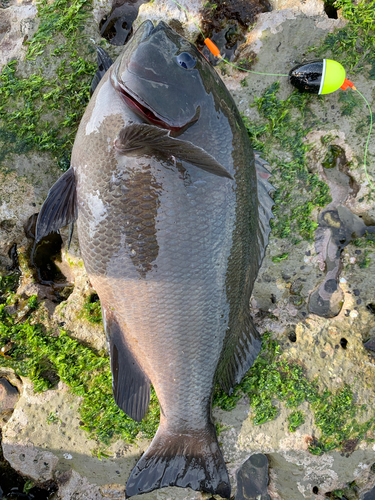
[[0, 0, 38, 72], [134, 0, 204, 39], [1, 0, 375, 498], [2, 379, 150, 495]]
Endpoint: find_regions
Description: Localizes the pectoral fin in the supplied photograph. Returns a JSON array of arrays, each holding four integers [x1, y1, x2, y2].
[[91, 47, 113, 95], [35, 167, 77, 243], [115, 123, 234, 180]]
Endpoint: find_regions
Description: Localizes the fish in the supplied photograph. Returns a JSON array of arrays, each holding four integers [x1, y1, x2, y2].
[[35, 20, 274, 499]]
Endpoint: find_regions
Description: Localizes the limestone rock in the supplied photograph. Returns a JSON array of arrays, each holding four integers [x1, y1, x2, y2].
[[135, 0, 204, 39], [0, 0, 38, 72]]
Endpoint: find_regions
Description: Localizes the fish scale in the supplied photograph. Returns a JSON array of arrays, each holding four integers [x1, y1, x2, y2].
[[77, 142, 233, 425], [36, 20, 274, 499]]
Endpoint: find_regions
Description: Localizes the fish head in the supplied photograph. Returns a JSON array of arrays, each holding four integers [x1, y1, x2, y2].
[[111, 20, 219, 133]]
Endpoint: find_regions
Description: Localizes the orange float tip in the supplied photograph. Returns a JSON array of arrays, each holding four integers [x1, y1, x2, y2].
[[341, 78, 355, 91], [204, 38, 221, 58]]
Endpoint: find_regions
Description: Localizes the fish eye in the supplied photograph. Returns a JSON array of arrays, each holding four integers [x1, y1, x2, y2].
[[176, 52, 196, 70]]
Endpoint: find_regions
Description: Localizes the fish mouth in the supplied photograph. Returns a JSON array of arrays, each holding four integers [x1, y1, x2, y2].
[[117, 82, 182, 132], [112, 69, 199, 133]]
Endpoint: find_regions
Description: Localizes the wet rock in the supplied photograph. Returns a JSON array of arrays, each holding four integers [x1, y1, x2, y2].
[[363, 484, 375, 500], [99, 483, 126, 499], [198, 0, 271, 65], [57, 470, 106, 500], [0, 370, 22, 414], [3, 443, 59, 482], [1, 379, 149, 497], [235, 453, 270, 500]]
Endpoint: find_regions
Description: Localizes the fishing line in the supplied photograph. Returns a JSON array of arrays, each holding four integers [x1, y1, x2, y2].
[[169, 0, 374, 189], [354, 88, 373, 188]]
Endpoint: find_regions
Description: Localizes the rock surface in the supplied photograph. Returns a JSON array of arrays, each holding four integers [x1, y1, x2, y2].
[[0, 0, 38, 72], [1, 0, 375, 499]]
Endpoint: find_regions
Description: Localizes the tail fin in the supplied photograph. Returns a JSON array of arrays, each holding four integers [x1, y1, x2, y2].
[[125, 422, 231, 498]]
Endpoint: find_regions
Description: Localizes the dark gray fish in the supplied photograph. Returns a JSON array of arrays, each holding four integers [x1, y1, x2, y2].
[[36, 20, 274, 499]]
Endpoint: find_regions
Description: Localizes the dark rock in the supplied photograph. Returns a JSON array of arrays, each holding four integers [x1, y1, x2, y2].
[[236, 453, 270, 500]]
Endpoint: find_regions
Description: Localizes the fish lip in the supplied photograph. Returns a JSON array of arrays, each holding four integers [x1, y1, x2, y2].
[[113, 74, 198, 133]]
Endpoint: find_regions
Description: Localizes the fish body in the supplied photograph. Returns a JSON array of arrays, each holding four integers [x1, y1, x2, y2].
[[36, 20, 273, 499]]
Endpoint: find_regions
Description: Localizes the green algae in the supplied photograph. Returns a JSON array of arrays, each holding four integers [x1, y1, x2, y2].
[[312, 0, 375, 74], [244, 82, 331, 242], [28, 294, 38, 310], [272, 252, 289, 263], [326, 481, 361, 500], [0, 0, 96, 170], [338, 89, 362, 117], [322, 144, 345, 169], [25, 0, 92, 61], [0, 304, 160, 444], [357, 250, 372, 269], [353, 232, 375, 247], [288, 410, 305, 432], [0, 274, 20, 302], [214, 333, 375, 455], [80, 293, 102, 325], [352, 232, 375, 268]]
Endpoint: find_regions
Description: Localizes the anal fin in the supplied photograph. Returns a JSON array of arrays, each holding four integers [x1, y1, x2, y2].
[[102, 307, 150, 422]]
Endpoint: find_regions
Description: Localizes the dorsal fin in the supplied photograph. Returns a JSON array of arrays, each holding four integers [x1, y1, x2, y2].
[[216, 153, 274, 393]]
